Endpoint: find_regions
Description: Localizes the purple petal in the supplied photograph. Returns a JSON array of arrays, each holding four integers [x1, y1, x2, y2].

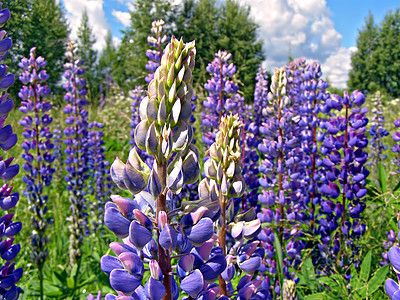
[[129, 221, 152, 250], [144, 277, 165, 300], [100, 255, 123, 275], [110, 269, 142, 294], [180, 269, 204, 298]]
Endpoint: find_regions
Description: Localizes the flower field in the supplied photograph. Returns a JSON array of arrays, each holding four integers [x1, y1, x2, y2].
[[2, 1, 400, 300]]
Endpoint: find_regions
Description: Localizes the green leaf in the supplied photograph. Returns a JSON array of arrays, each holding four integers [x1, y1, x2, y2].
[[378, 162, 387, 193], [360, 251, 372, 283], [368, 265, 389, 295], [273, 229, 284, 289], [394, 180, 400, 192], [66, 277, 75, 290], [350, 264, 360, 290], [304, 293, 330, 299]]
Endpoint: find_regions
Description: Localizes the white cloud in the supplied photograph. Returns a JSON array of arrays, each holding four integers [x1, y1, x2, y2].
[[63, 0, 110, 52], [322, 46, 357, 89], [112, 36, 121, 48], [112, 10, 131, 27], [237, 0, 351, 88]]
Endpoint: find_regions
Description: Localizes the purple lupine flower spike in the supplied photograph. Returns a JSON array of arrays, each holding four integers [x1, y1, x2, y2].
[[63, 41, 90, 265], [18, 47, 54, 299], [0, 3, 22, 298]]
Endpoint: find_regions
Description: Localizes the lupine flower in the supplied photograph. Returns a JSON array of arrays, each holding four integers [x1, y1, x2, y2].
[[392, 119, 400, 175], [0, 4, 23, 298], [63, 41, 89, 265], [103, 37, 206, 300], [202, 50, 243, 148], [145, 19, 168, 84], [318, 90, 368, 267], [369, 91, 388, 168], [18, 47, 54, 298], [385, 216, 400, 299], [87, 122, 112, 233]]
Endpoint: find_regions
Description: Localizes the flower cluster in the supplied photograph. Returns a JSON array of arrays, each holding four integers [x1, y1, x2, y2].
[[63, 41, 89, 264], [318, 90, 368, 267], [385, 215, 400, 299], [103, 37, 210, 299], [87, 121, 112, 233], [146, 19, 168, 84], [392, 119, 400, 175], [257, 67, 305, 294], [202, 50, 244, 147], [18, 47, 54, 291], [369, 91, 388, 167], [0, 3, 23, 298]]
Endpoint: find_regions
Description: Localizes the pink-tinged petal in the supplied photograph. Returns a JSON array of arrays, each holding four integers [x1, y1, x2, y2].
[[109, 242, 137, 256], [177, 254, 195, 279], [231, 222, 244, 240], [243, 219, 261, 239], [180, 269, 204, 298], [190, 207, 208, 225], [133, 209, 153, 230], [119, 252, 144, 276], [149, 260, 163, 282], [158, 211, 168, 231], [111, 195, 138, 217]]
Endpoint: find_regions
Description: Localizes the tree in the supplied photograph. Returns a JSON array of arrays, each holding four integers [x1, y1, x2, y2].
[[2, 0, 69, 100], [77, 9, 98, 105], [348, 9, 400, 97], [174, 0, 220, 89], [113, 0, 173, 91], [348, 12, 379, 94], [216, 0, 264, 101], [175, 0, 264, 100]]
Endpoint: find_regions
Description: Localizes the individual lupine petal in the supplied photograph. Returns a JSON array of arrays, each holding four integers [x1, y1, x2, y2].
[[135, 120, 150, 150], [389, 246, 400, 272], [386, 279, 400, 299], [110, 269, 142, 294], [149, 260, 163, 282], [231, 222, 244, 240], [199, 254, 227, 281], [182, 149, 200, 184], [148, 166, 162, 199], [221, 255, 235, 282], [239, 256, 262, 274], [177, 254, 195, 279], [185, 217, 213, 246], [204, 159, 217, 180], [100, 255, 123, 275], [110, 158, 127, 190], [173, 121, 190, 151], [159, 224, 177, 251], [133, 209, 153, 231], [243, 219, 261, 239], [119, 252, 144, 276], [145, 122, 158, 155], [123, 160, 148, 195], [111, 195, 139, 217], [228, 175, 245, 198], [145, 277, 165, 300], [180, 269, 204, 298], [129, 221, 152, 250], [167, 157, 184, 193], [109, 242, 137, 256], [104, 207, 130, 238]]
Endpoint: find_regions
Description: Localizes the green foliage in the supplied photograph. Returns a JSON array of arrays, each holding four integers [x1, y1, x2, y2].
[[77, 9, 98, 105], [297, 255, 388, 299], [175, 0, 264, 100], [349, 9, 400, 98], [3, 0, 69, 100], [112, 0, 173, 90]]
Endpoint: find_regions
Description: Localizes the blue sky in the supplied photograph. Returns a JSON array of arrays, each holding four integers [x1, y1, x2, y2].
[[61, 0, 400, 88]]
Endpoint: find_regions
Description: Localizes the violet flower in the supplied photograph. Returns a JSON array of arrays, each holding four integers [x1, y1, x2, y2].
[[63, 41, 89, 265], [18, 47, 54, 298], [0, 4, 23, 298]]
